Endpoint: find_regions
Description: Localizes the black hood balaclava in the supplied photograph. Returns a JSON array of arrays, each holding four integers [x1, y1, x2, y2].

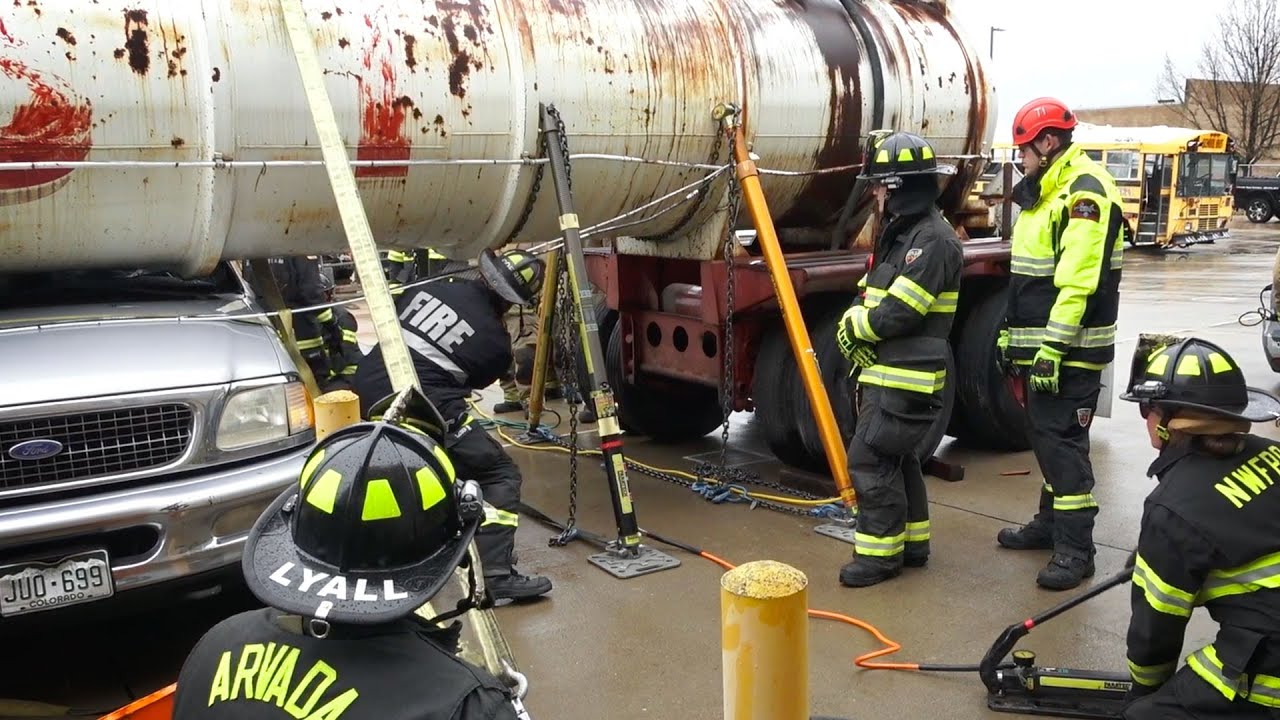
[[885, 174, 942, 218]]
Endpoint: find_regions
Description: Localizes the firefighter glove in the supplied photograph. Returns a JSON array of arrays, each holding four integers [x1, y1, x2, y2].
[[849, 343, 878, 370], [837, 312, 859, 360], [1029, 345, 1063, 395]]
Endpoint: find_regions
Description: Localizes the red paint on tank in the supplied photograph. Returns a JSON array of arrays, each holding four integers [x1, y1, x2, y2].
[[0, 58, 92, 191], [356, 13, 409, 178]]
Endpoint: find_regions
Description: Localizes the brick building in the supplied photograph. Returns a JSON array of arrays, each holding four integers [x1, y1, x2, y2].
[[1074, 79, 1280, 167]]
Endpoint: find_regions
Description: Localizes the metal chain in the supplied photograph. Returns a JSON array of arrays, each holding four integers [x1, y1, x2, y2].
[[548, 254, 583, 545], [717, 129, 742, 471], [507, 103, 572, 243]]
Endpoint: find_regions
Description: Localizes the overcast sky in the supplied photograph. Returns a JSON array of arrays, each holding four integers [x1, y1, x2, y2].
[[949, 0, 1222, 140]]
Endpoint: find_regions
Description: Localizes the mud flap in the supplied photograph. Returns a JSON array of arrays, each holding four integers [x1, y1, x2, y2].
[[587, 545, 682, 579]]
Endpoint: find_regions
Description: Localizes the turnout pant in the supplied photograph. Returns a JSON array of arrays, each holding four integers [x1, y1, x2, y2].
[[1025, 366, 1102, 559], [1124, 665, 1280, 720], [849, 385, 936, 565], [444, 416, 523, 579]]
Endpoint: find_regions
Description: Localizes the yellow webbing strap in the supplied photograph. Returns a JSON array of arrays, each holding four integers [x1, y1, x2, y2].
[[278, 0, 420, 396]]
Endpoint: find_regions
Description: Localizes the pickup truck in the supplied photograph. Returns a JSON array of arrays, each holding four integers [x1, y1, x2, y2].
[[1234, 174, 1280, 223], [0, 262, 315, 624]]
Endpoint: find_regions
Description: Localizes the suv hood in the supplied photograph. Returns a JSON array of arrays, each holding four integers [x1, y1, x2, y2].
[[0, 300, 291, 407]]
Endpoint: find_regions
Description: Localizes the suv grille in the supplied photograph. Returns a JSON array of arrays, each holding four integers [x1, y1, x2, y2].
[[0, 404, 194, 492]]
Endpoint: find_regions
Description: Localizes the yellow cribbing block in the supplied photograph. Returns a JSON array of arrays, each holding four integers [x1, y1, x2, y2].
[[314, 390, 362, 440], [721, 560, 809, 720]]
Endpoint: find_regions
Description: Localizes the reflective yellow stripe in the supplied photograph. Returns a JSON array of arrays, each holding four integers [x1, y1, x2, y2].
[[1044, 320, 1080, 344], [1185, 645, 1280, 706], [482, 505, 520, 528], [1042, 482, 1054, 493], [340, 365, 359, 375], [1198, 549, 1280, 603], [1128, 659, 1176, 687], [427, 248, 447, 259], [306, 469, 343, 514], [361, 478, 403, 520], [905, 520, 930, 543], [414, 467, 447, 510], [296, 337, 325, 350], [849, 306, 881, 343], [854, 531, 905, 557], [316, 309, 335, 323], [1132, 554, 1195, 617], [864, 287, 887, 309], [930, 291, 958, 314], [1009, 324, 1116, 349], [1011, 254, 1056, 277], [388, 250, 413, 262], [887, 275, 936, 316], [1052, 493, 1099, 512], [859, 364, 946, 394], [858, 275, 868, 290], [342, 329, 360, 344]]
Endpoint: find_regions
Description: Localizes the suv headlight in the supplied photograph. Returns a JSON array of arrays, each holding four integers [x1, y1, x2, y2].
[[216, 381, 314, 450]]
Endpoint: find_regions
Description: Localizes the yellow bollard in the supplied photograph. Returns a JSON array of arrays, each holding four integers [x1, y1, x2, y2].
[[314, 390, 361, 440], [721, 560, 809, 720]]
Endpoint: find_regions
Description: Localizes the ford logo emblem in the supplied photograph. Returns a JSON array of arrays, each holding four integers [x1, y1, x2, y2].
[[8, 439, 64, 461]]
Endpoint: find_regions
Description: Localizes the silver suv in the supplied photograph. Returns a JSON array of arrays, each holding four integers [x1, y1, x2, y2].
[[0, 263, 314, 621]]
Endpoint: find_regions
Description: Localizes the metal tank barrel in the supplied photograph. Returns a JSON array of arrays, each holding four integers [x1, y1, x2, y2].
[[0, 0, 992, 275]]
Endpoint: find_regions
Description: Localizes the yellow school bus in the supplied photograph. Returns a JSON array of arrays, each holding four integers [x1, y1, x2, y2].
[[973, 124, 1236, 248]]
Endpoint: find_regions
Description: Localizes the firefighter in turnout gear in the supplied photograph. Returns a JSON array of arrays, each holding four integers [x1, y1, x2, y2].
[[1117, 337, 1280, 720], [352, 249, 553, 602], [173, 422, 521, 720], [835, 131, 963, 588], [996, 97, 1127, 591], [386, 247, 452, 289], [253, 256, 342, 387], [318, 273, 362, 392]]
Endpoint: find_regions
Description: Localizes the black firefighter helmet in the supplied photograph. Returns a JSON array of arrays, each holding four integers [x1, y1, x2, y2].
[[242, 422, 484, 626], [856, 130, 957, 188], [479, 248, 545, 307], [1120, 336, 1280, 424]]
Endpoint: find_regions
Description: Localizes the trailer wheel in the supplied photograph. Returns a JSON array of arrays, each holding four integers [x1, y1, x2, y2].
[[1245, 195, 1275, 224], [604, 321, 723, 442], [951, 287, 1030, 450], [752, 320, 815, 470]]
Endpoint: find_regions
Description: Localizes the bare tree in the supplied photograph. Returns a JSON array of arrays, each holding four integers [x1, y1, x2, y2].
[[1157, 0, 1280, 168]]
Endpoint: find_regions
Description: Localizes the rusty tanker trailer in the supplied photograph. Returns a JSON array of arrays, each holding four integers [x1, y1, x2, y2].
[[0, 0, 1026, 477]]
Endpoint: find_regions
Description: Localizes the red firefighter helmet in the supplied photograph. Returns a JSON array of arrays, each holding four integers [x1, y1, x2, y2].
[[1011, 97, 1078, 146]]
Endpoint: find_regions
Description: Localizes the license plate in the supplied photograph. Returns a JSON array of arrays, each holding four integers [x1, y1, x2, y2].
[[0, 549, 114, 617]]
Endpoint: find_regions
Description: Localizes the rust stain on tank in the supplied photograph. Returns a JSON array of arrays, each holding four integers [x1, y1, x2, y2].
[[212, 66, 220, 81], [321, 10, 332, 20], [440, 15, 470, 99], [357, 13, 411, 178], [781, 0, 865, 226], [403, 33, 417, 71], [170, 136, 184, 148], [123, 9, 149, 76], [55, 27, 76, 45], [338, 37, 350, 48]]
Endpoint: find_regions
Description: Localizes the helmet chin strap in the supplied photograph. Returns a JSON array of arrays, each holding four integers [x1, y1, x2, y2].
[[419, 548, 493, 627]]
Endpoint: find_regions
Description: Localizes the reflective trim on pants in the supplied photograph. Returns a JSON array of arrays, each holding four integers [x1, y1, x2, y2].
[[854, 531, 905, 558]]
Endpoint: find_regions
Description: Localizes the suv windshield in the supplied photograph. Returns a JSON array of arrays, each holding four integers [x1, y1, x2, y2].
[[0, 262, 246, 309], [1177, 152, 1231, 198]]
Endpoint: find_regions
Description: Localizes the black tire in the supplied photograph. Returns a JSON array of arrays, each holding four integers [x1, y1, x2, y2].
[[1245, 195, 1275, 224], [752, 319, 814, 469], [604, 320, 723, 442], [572, 289, 617, 398], [950, 286, 1030, 450]]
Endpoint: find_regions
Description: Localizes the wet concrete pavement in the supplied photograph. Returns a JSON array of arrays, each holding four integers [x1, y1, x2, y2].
[[4, 224, 1280, 718]]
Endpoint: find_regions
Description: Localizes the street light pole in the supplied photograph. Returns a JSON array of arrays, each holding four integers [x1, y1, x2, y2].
[[990, 26, 1005, 59]]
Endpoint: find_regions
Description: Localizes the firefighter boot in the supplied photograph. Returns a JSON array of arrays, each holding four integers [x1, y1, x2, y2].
[[997, 522, 1054, 550], [486, 571, 554, 602], [1036, 552, 1096, 591], [839, 556, 903, 588]]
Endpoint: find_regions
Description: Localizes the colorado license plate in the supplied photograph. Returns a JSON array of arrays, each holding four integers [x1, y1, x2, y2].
[[0, 549, 114, 617]]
